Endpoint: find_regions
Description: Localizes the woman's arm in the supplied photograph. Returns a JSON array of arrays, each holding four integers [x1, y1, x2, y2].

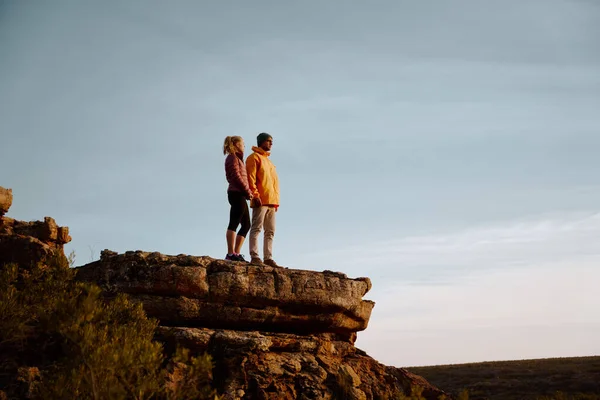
[[226, 155, 252, 198]]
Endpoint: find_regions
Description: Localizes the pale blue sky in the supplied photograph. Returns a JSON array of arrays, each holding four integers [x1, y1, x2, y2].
[[1, 0, 599, 366]]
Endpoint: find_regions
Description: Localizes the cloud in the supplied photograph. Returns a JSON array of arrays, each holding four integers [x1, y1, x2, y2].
[[304, 211, 600, 282], [357, 260, 600, 366], [323, 212, 600, 366]]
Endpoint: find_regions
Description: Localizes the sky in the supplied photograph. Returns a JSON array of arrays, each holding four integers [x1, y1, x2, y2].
[[1, 0, 599, 367]]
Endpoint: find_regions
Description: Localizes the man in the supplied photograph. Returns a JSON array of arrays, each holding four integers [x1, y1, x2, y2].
[[246, 132, 280, 267]]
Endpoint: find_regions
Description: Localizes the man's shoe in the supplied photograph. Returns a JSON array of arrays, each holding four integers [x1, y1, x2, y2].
[[250, 257, 263, 264], [263, 259, 280, 268]]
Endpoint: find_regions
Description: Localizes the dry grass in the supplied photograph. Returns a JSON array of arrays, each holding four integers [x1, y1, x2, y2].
[[407, 356, 600, 400]]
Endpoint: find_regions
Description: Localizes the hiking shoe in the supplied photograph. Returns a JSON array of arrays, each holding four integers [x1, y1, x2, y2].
[[250, 257, 263, 264], [263, 259, 280, 268], [225, 254, 237, 261], [234, 254, 248, 262]]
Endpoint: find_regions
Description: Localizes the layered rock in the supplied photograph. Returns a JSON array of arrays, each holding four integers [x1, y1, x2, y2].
[[157, 327, 444, 400], [76, 250, 374, 340], [0, 186, 71, 267], [77, 251, 450, 399]]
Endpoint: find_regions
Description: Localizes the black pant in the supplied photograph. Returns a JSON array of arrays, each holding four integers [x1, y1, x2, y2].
[[227, 191, 250, 237]]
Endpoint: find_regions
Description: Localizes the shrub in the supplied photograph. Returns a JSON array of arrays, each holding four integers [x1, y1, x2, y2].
[[0, 252, 216, 399]]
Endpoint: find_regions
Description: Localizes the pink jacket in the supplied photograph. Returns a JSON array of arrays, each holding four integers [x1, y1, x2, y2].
[[225, 153, 252, 198]]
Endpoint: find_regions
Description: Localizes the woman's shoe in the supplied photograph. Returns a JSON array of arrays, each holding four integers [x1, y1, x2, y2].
[[234, 254, 248, 262]]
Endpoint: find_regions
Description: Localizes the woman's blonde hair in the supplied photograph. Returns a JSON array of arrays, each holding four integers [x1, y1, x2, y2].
[[223, 136, 243, 155]]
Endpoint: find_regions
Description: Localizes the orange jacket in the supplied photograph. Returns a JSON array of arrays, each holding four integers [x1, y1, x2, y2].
[[246, 146, 280, 206]]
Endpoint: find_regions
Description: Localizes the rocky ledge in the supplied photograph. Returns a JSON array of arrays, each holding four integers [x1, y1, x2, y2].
[[75, 250, 375, 341], [75, 251, 450, 399], [0, 186, 71, 267], [156, 327, 444, 400]]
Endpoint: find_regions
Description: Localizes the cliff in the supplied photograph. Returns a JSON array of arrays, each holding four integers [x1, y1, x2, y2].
[[0, 185, 449, 400]]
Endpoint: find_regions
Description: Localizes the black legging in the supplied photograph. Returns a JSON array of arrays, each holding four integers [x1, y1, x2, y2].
[[227, 191, 250, 237]]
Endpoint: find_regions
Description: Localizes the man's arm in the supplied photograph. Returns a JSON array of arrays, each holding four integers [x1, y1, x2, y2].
[[245, 155, 260, 198]]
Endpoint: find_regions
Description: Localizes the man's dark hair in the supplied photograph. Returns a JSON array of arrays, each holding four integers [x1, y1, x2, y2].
[[257, 132, 272, 146]]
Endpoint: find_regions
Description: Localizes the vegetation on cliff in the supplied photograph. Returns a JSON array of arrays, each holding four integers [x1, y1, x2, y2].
[[0, 252, 216, 400]]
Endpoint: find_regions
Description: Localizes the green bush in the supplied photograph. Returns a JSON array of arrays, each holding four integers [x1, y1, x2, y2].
[[0, 252, 216, 400]]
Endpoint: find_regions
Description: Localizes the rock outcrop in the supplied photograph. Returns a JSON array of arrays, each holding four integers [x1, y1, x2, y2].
[[1, 185, 449, 399], [77, 251, 450, 399], [156, 327, 445, 400], [0, 186, 12, 217], [0, 186, 71, 267], [75, 251, 374, 341]]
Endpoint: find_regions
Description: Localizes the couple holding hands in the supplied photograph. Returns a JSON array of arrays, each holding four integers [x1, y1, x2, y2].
[[223, 132, 280, 267]]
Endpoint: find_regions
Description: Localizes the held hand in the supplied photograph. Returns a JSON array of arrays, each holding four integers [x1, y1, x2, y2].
[[250, 197, 262, 208]]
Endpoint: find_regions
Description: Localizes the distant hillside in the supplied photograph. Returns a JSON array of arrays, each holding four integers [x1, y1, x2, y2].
[[408, 356, 600, 400]]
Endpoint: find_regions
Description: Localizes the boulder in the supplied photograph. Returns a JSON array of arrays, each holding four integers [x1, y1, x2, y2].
[[0, 233, 57, 267], [0, 186, 12, 216], [0, 216, 71, 245], [0, 212, 70, 268]]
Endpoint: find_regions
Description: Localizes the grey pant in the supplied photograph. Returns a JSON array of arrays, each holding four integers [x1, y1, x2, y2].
[[249, 206, 276, 260]]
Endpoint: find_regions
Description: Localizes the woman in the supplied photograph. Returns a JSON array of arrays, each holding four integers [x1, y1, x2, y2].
[[223, 136, 253, 261]]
